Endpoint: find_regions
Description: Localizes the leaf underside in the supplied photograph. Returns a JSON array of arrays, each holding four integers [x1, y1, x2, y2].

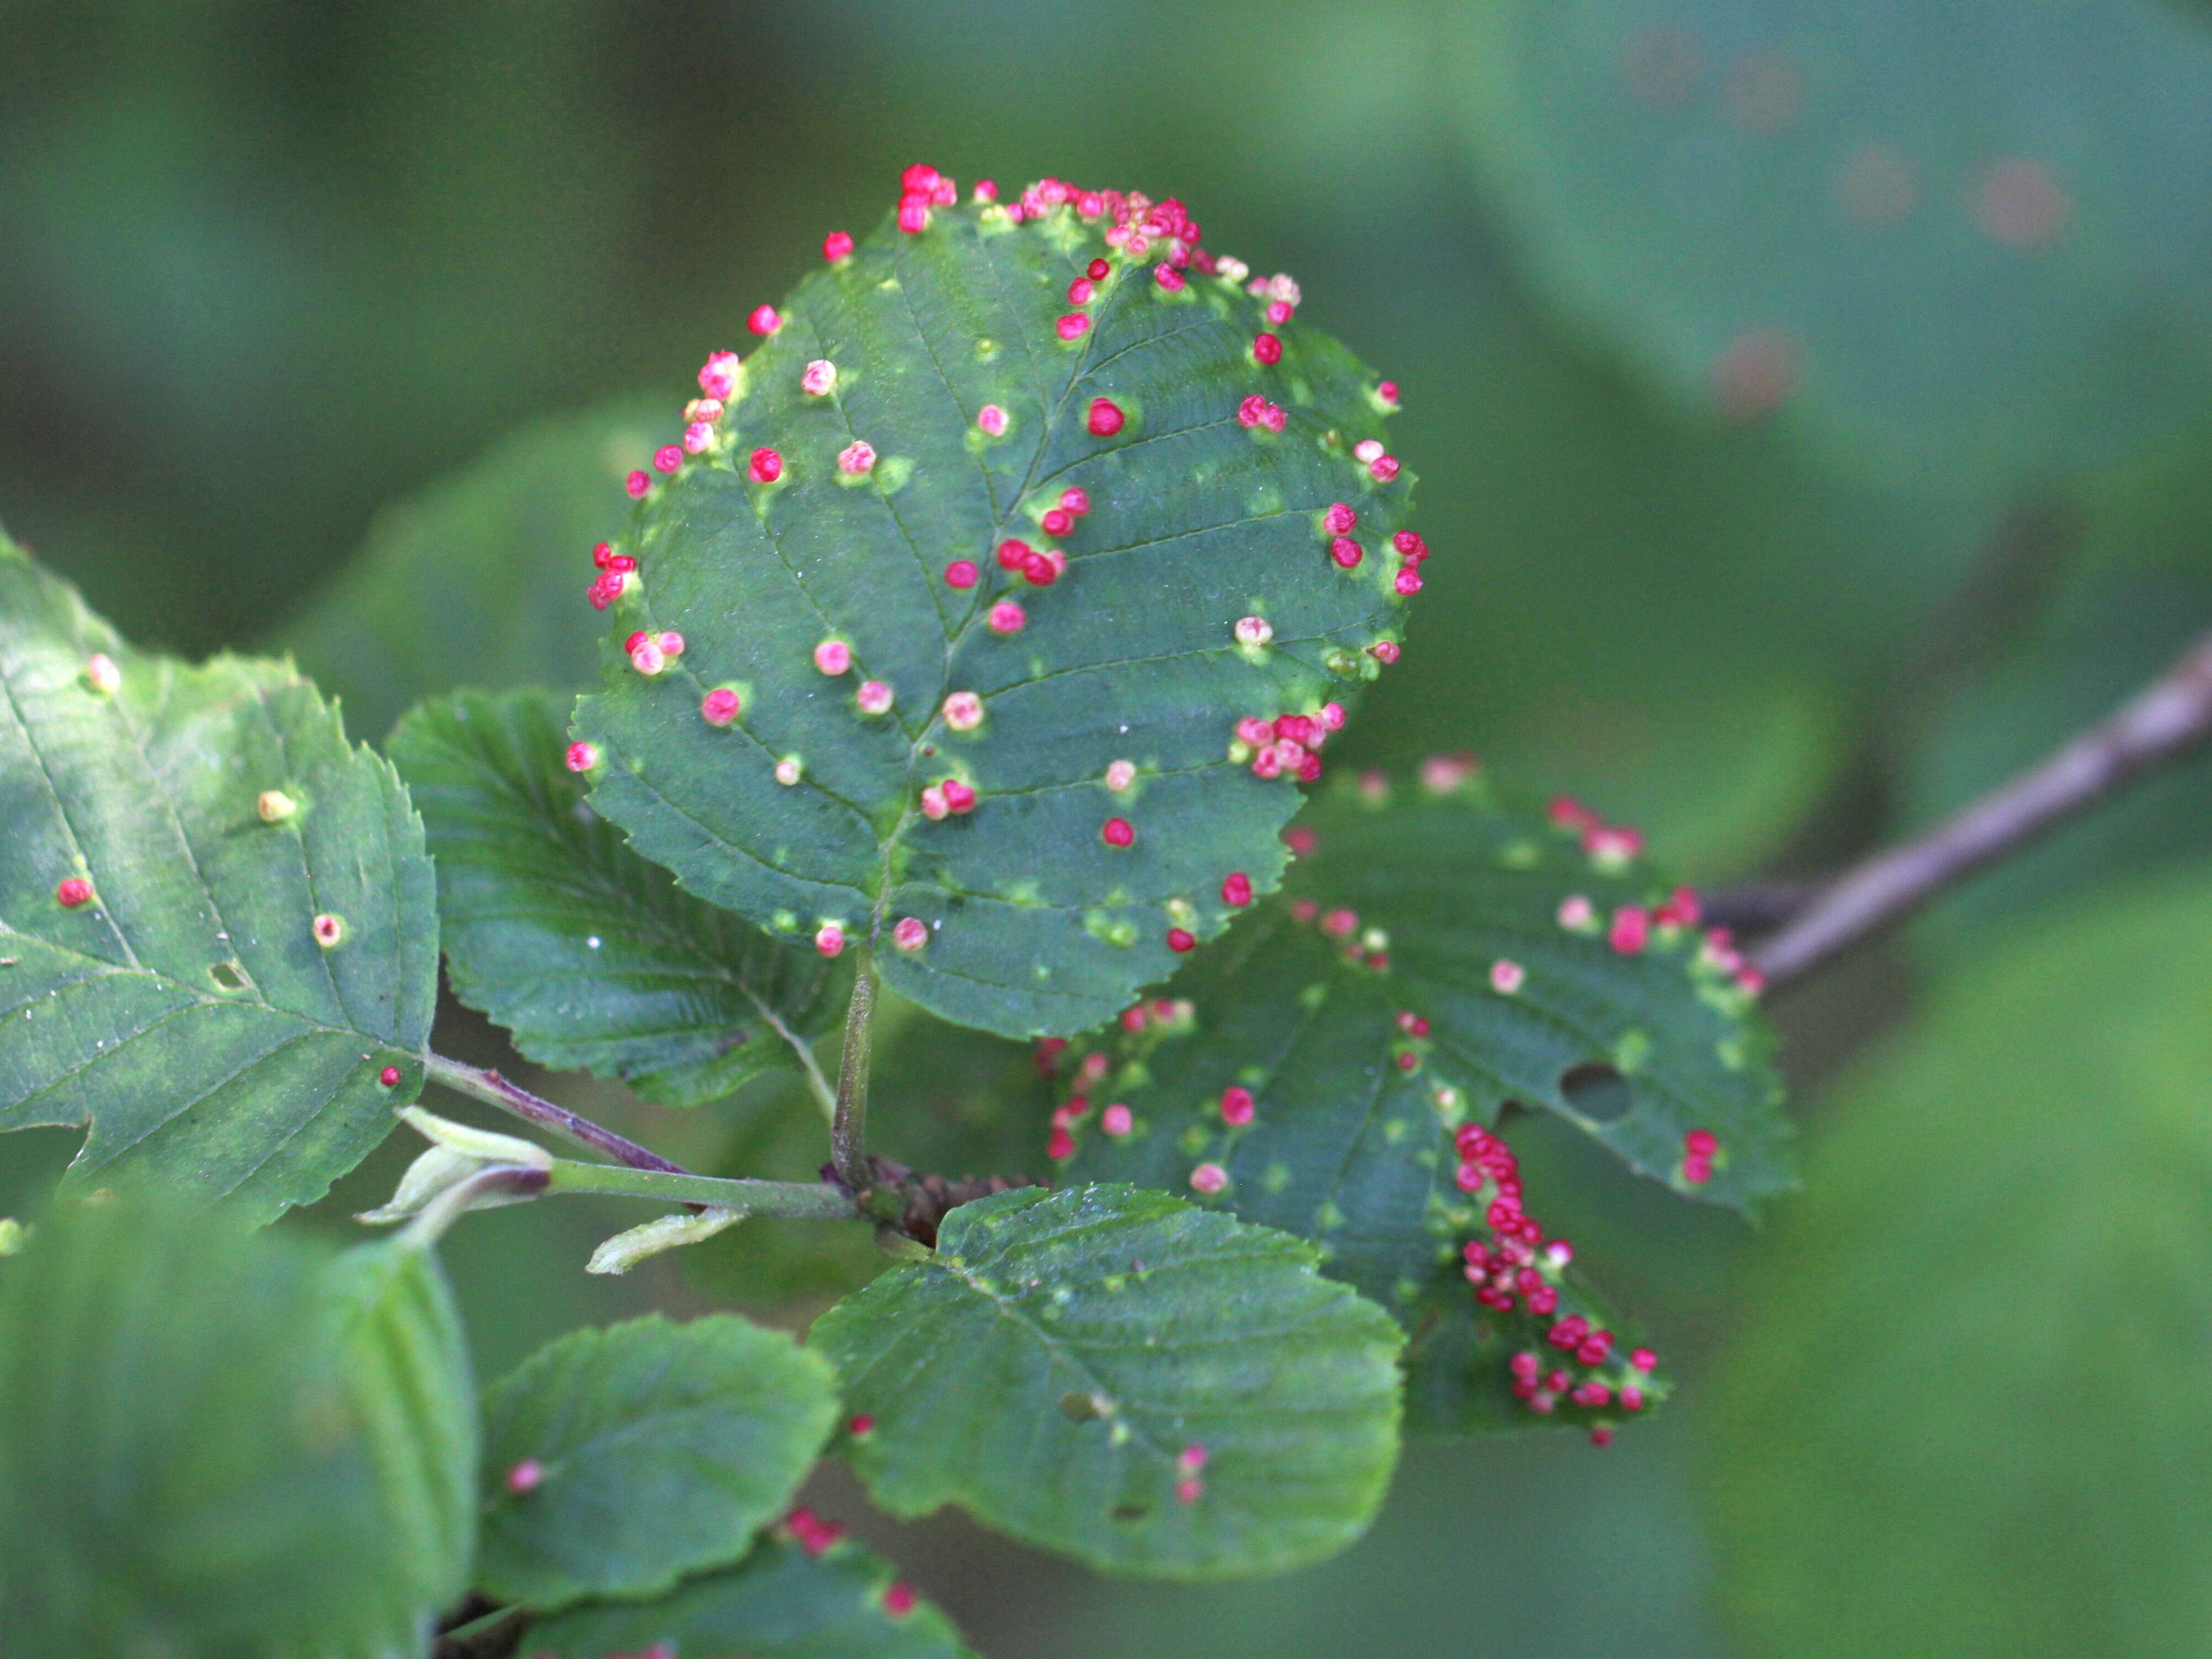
[[392, 688, 846, 1108], [0, 544, 437, 1221], [807, 1183, 1404, 1580], [524, 1535, 974, 1659], [477, 1313, 839, 1610], [577, 185, 1420, 1037]]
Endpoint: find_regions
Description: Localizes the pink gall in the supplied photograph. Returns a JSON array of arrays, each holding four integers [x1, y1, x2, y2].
[[1087, 398, 1125, 436], [893, 916, 930, 953], [977, 404, 1009, 437], [813, 639, 852, 676], [698, 351, 741, 399], [857, 680, 896, 717], [1220, 1086, 1255, 1126], [1101, 1103, 1134, 1136], [1323, 502, 1357, 534], [84, 653, 121, 695], [801, 358, 837, 396], [55, 877, 93, 909], [1189, 1162, 1228, 1195], [942, 691, 984, 732], [815, 924, 847, 958], [944, 559, 979, 590], [562, 736, 596, 771], [378, 1065, 402, 1088], [748, 304, 782, 336], [1101, 817, 1135, 848], [1221, 872, 1253, 906], [505, 1458, 545, 1496], [1253, 332, 1282, 364], [701, 687, 742, 727], [749, 447, 784, 484], [823, 229, 854, 262], [988, 601, 1027, 635], [838, 439, 877, 475]]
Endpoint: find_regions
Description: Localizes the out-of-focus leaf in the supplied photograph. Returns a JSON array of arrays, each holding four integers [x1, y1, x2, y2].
[[276, 399, 666, 743], [1455, 0, 2212, 500], [808, 1183, 1404, 1580], [524, 1535, 974, 1658], [317, 1236, 481, 1651], [477, 1313, 838, 1610], [1712, 872, 2212, 1658], [392, 688, 847, 1107], [578, 186, 1419, 1038], [0, 1198, 474, 1656], [0, 540, 436, 1221]]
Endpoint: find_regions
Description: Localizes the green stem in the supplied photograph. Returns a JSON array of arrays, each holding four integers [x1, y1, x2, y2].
[[830, 957, 878, 1191], [543, 1158, 859, 1219]]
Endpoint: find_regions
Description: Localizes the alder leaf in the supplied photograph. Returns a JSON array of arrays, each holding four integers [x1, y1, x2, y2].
[[575, 173, 1420, 1038], [476, 1313, 839, 1610], [0, 1198, 475, 1657], [0, 542, 438, 1221], [807, 1182, 1403, 1580], [524, 1534, 974, 1658], [390, 687, 846, 1107], [1066, 765, 1790, 1208], [1057, 869, 1674, 1438]]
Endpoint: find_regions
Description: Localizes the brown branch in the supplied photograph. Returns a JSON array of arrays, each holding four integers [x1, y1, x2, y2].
[[424, 1054, 689, 1175], [837, 1154, 1043, 1248], [1750, 627, 2212, 989]]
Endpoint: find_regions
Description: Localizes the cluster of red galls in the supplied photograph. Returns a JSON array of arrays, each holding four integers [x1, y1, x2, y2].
[[1454, 1121, 1658, 1445]]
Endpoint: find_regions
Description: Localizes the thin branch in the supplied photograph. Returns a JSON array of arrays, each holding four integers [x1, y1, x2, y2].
[[542, 1158, 860, 1219], [1697, 878, 1819, 935], [424, 1054, 688, 1175], [1751, 627, 2212, 989], [830, 958, 878, 1191]]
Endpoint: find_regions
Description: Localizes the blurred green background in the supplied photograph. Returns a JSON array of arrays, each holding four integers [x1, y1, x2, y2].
[[7, 2, 2212, 1654]]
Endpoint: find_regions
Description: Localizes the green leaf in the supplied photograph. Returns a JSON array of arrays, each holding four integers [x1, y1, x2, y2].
[[390, 687, 846, 1107], [1069, 769, 1788, 1211], [0, 1197, 474, 1656], [1711, 872, 2212, 1658], [276, 398, 666, 744], [808, 1182, 1403, 1580], [575, 187, 1418, 1037], [1056, 780, 1691, 1436], [0, 542, 438, 1221], [477, 1312, 839, 1610], [524, 1535, 973, 1658], [317, 1237, 481, 1650], [1455, 1, 2212, 499]]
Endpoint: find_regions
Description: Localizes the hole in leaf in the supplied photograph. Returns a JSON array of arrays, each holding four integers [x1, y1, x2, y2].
[[1110, 1502, 1151, 1524], [1559, 1062, 1632, 1123], [209, 961, 250, 992]]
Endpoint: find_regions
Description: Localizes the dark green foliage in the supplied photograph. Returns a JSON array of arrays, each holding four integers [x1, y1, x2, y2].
[[392, 687, 847, 1107], [809, 1183, 1404, 1579], [576, 192, 1418, 1036], [0, 541, 438, 1221], [477, 1313, 839, 1610]]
